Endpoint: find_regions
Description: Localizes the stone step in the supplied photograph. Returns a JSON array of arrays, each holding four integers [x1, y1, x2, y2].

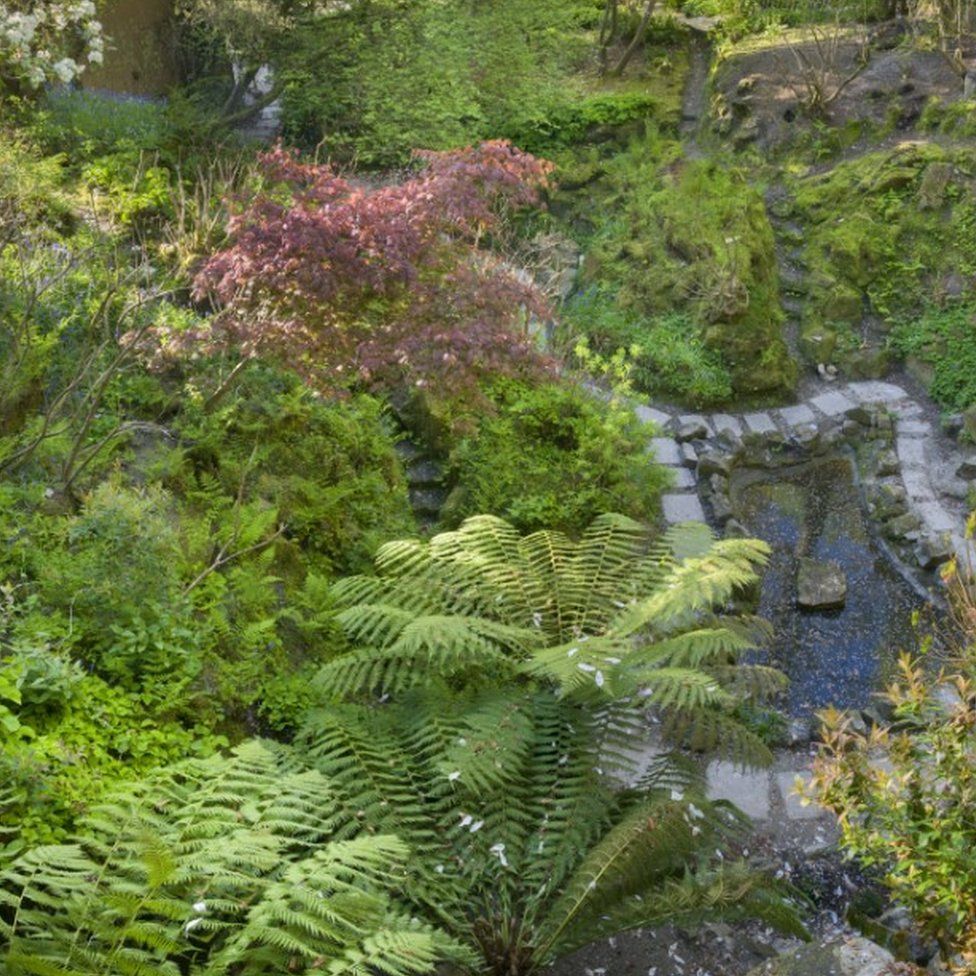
[[810, 389, 857, 417], [661, 493, 706, 524], [649, 437, 683, 466], [743, 411, 779, 434]]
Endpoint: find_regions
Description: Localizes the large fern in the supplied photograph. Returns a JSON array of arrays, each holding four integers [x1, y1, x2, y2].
[[296, 687, 806, 975], [318, 514, 784, 766], [0, 740, 472, 976]]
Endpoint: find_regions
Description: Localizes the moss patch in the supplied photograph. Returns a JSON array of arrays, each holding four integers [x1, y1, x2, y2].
[[789, 141, 976, 386], [560, 130, 796, 405]]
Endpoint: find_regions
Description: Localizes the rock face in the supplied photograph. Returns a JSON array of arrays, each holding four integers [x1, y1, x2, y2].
[[745, 936, 895, 976], [797, 558, 847, 611]]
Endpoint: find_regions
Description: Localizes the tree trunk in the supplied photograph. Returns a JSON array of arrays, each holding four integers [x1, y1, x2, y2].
[[609, 0, 656, 77]]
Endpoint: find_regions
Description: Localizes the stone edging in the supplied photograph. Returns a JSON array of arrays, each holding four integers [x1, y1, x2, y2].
[[634, 380, 976, 588]]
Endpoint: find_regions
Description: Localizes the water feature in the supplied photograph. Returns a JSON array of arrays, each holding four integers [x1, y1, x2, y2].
[[730, 455, 924, 717]]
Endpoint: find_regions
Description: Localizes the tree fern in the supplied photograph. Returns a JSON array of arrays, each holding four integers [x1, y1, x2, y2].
[[294, 686, 803, 975], [0, 741, 471, 976], [318, 514, 782, 767]]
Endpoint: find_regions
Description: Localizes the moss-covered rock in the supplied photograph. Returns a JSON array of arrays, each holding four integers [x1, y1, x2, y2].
[[789, 142, 976, 390], [570, 140, 796, 403]]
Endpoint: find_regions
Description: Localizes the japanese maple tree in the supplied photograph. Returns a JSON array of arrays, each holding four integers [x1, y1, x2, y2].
[[163, 140, 555, 394]]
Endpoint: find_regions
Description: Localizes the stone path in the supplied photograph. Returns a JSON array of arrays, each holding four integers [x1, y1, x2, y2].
[[638, 379, 976, 581]]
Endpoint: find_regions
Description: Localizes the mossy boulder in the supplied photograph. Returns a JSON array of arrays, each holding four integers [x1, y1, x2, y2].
[[578, 145, 796, 402]]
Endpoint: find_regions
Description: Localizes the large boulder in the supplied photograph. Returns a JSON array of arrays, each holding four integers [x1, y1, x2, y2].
[[745, 936, 895, 976], [797, 557, 847, 610]]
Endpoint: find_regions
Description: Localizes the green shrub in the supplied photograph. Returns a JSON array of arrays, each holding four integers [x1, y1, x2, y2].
[[890, 303, 976, 412], [278, 0, 596, 165], [30, 89, 171, 159], [811, 572, 976, 965], [442, 380, 667, 534], [564, 289, 735, 404]]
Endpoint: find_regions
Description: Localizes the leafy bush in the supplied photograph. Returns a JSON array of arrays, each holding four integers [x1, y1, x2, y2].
[[278, 0, 597, 165], [166, 142, 553, 396], [442, 380, 669, 534], [810, 568, 976, 969], [890, 303, 976, 412]]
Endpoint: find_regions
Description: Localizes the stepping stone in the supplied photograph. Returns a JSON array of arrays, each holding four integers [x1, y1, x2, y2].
[[846, 380, 907, 403], [635, 404, 672, 428], [743, 411, 777, 434], [661, 493, 706, 524], [810, 389, 856, 416], [649, 437, 682, 466], [711, 413, 742, 436], [896, 418, 931, 437], [777, 404, 816, 428], [671, 467, 697, 489], [896, 436, 927, 468], [680, 443, 698, 469], [706, 761, 771, 820], [775, 771, 822, 821], [917, 501, 957, 534], [901, 467, 935, 502], [797, 557, 847, 611]]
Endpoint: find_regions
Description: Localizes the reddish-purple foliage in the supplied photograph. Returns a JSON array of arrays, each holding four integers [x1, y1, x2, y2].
[[159, 141, 556, 393]]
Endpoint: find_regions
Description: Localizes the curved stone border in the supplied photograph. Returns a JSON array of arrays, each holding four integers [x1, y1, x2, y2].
[[636, 380, 976, 586]]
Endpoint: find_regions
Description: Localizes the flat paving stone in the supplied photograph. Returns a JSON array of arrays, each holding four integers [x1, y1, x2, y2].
[[662, 493, 706, 524], [743, 411, 778, 433], [706, 761, 771, 820], [649, 437, 682, 466], [917, 501, 957, 534], [635, 404, 672, 428], [671, 467, 698, 489], [810, 389, 857, 416], [678, 413, 712, 433], [896, 418, 932, 437], [710, 413, 742, 436], [846, 381, 907, 403], [778, 404, 816, 427], [901, 467, 936, 502], [775, 771, 823, 821], [897, 436, 928, 468]]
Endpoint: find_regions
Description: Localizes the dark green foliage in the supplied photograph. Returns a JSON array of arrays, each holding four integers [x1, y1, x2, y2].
[[442, 380, 668, 534], [174, 367, 414, 576], [277, 0, 600, 165]]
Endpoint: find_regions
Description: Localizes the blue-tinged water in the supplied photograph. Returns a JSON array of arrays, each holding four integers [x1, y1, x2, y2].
[[731, 457, 923, 717]]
